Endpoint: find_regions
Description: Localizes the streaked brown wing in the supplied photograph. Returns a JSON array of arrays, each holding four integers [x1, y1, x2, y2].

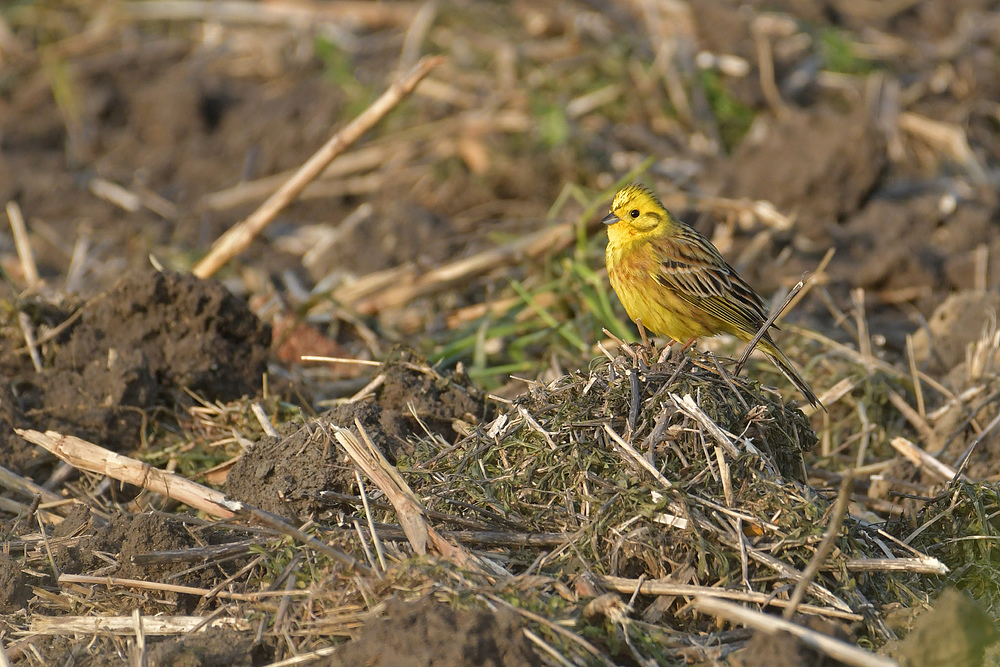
[[651, 225, 768, 335]]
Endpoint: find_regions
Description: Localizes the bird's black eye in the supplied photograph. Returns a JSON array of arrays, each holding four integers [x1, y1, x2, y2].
[[630, 209, 640, 218]]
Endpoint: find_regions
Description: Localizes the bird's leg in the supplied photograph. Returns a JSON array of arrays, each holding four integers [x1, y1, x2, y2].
[[634, 318, 654, 367], [665, 337, 697, 364], [636, 318, 651, 347]]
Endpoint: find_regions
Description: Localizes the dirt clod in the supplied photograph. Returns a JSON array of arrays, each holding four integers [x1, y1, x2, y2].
[[726, 106, 885, 233], [225, 402, 382, 521], [319, 597, 540, 667], [226, 362, 485, 520], [733, 630, 842, 667], [897, 589, 998, 667], [58, 513, 199, 585], [146, 627, 260, 667], [0, 553, 31, 614], [733, 617, 851, 667], [0, 267, 270, 473], [910, 290, 1000, 376], [59, 268, 270, 405]]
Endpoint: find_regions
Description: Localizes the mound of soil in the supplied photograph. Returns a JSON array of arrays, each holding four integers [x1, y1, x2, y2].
[[725, 106, 885, 235], [733, 617, 851, 667], [146, 627, 262, 667], [832, 197, 997, 316], [226, 362, 485, 521], [226, 401, 386, 520], [0, 553, 31, 614], [61, 268, 270, 402], [56, 512, 203, 585], [893, 589, 998, 667], [0, 268, 270, 475], [320, 597, 540, 667]]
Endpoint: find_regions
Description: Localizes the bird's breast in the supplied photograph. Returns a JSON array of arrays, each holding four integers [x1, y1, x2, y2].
[[606, 232, 715, 342]]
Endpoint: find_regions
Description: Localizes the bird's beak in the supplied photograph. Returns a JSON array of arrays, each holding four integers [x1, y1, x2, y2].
[[601, 212, 619, 225]]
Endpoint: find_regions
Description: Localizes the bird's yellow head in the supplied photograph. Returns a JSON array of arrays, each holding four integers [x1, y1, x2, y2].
[[601, 184, 674, 242]]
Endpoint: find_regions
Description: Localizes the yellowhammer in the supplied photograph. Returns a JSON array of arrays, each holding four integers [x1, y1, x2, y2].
[[603, 183, 821, 408]]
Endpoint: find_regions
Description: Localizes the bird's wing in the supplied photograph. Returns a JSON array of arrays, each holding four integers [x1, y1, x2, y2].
[[651, 225, 769, 335]]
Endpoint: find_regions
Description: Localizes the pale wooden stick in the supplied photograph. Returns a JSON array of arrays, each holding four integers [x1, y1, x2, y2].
[[18, 428, 370, 574], [193, 55, 444, 279], [743, 545, 851, 612], [65, 233, 90, 294], [802, 377, 857, 418], [6, 201, 39, 287], [843, 557, 947, 575], [714, 445, 733, 507], [0, 495, 62, 526], [30, 615, 249, 636], [523, 629, 576, 667], [123, 0, 418, 28], [905, 335, 926, 418], [0, 463, 65, 507], [752, 17, 788, 119], [333, 421, 477, 568], [262, 647, 337, 667], [598, 576, 862, 622], [669, 394, 740, 457], [251, 403, 279, 438], [852, 288, 873, 373], [398, 0, 438, 72], [300, 356, 382, 367], [88, 178, 141, 212], [885, 388, 934, 448], [59, 573, 311, 601], [17, 429, 235, 519], [347, 373, 386, 404], [603, 423, 672, 489], [354, 470, 387, 573], [17, 312, 43, 373], [132, 609, 146, 666], [692, 597, 898, 667], [891, 436, 968, 483], [898, 112, 988, 184]]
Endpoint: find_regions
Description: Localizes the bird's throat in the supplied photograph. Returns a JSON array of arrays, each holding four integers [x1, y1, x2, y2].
[[606, 223, 657, 266]]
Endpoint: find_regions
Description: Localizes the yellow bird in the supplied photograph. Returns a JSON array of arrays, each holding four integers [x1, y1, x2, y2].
[[602, 183, 821, 408]]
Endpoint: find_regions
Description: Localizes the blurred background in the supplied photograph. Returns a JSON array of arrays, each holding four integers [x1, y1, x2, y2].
[[1, 0, 998, 391]]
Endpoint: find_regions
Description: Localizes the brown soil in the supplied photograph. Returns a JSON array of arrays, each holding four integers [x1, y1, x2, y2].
[[226, 361, 486, 520], [726, 106, 885, 236], [890, 589, 999, 667], [225, 401, 385, 521], [734, 632, 842, 667], [0, 268, 269, 475], [146, 627, 261, 667], [319, 597, 540, 667], [733, 617, 852, 667], [0, 553, 31, 615]]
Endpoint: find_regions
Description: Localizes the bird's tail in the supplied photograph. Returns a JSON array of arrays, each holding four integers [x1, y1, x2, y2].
[[760, 340, 824, 411]]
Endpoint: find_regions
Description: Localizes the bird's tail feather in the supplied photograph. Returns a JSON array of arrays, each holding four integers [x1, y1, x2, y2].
[[763, 346, 823, 411]]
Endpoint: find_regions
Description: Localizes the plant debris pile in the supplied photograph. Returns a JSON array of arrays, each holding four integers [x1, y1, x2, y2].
[[382, 351, 930, 640]]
